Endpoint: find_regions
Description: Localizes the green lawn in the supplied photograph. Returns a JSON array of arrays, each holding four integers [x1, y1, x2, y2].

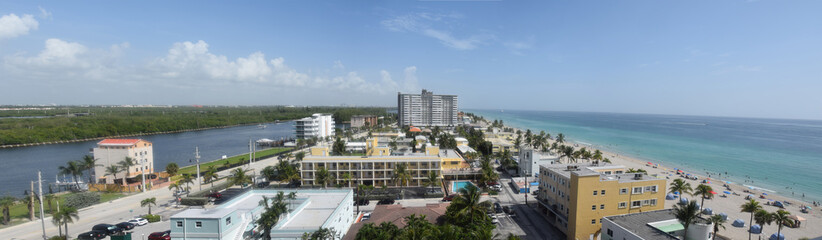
[[178, 147, 291, 175], [3, 192, 125, 225]]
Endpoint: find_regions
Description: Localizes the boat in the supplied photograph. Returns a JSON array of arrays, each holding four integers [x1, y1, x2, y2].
[[257, 124, 267, 129]]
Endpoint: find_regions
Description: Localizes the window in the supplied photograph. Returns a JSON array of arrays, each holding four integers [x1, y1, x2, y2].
[[601, 190, 606, 195], [620, 188, 628, 194], [593, 190, 598, 196], [643, 200, 650, 205], [619, 202, 627, 208], [591, 219, 596, 224], [592, 205, 596, 210], [607, 229, 613, 237], [651, 185, 658, 192], [631, 201, 641, 208], [600, 204, 605, 210], [226, 217, 231, 225], [604, 171, 611, 175], [176, 221, 183, 227], [195, 221, 202, 228], [615, 171, 624, 174], [650, 199, 657, 206], [632, 187, 643, 194]]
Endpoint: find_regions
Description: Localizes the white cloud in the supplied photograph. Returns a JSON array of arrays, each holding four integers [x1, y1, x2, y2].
[[504, 37, 536, 55], [38, 7, 52, 20], [333, 60, 345, 70], [0, 13, 39, 40], [381, 12, 492, 50]]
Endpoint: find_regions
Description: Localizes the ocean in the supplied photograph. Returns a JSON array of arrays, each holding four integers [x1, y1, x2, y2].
[[471, 109, 822, 202]]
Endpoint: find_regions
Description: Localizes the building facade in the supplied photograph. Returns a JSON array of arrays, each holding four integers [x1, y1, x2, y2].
[[537, 164, 667, 240], [92, 139, 154, 184], [295, 113, 335, 140], [518, 147, 559, 178], [170, 189, 354, 240], [397, 89, 458, 127], [350, 115, 378, 128], [601, 209, 713, 240], [301, 138, 469, 187]]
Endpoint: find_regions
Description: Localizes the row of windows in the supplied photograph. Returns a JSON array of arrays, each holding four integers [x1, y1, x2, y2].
[[617, 199, 657, 209], [618, 185, 658, 195], [176, 217, 232, 229], [592, 190, 606, 196]]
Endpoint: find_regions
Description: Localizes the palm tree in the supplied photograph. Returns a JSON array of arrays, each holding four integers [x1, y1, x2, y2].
[[51, 208, 63, 236], [119, 157, 136, 186], [44, 194, 55, 214], [261, 166, 277, 182], [708, 214, 727, 240], [425, 171, 440, 192], [257, 193, 289, 240], [287, 192, 297, 212], [104, 165, 120, 185], [341, 173, 352, 188], [179, 174, 194, 192], [674, 201, 700, 240], [81, 155, 101, 184], [228, 168, 252, 188], [754, 209, 773, 237], [669, 179, 693, 196], [771, 210, 791, 239], [0, 196, 16, 225], [393, 163, 412, 187], [507, 233, 523, 240], [203, 166, 219, 188], [556, 133, 565, 144], [295, 152, 306, 162], [450, 184, 491, 226], [561, 145, 576, 163], [592, 149, 603, 163], [56, 206, 79, 237], [694, 184, 714, 210], [315, 166, 332, 188], [58, 161, 84, 190], [141, 197, 157, 215], [740, 199, 762, 240]]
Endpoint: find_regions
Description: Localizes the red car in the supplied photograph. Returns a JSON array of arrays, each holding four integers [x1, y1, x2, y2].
[[442, 194, 456, 202], [148, 230, 171, 240], [207, 192, 222, 199]]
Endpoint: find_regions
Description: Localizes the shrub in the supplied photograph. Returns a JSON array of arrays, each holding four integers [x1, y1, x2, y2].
[[144, 214, 161, 223], [64, 192, 101, 209], [180, 197, 208, 206], [48, 236, 66, 240], [489, 190, 499, 195]]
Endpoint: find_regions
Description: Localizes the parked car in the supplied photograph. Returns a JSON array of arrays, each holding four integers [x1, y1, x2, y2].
[[148, 230, 171, 240], [128, 218, 149, 226], [256, 181, 270, 188], [362, 212, 371, 221], [494, 203, 503, 213], [77, 231, 105, 240], [488, 214, 499, 224], [377, 198, 395, 205], [116, 222, 135, 230], [207, 192, 223, 199], [91, 224, 123, 235], [442, 194, 456, 202]]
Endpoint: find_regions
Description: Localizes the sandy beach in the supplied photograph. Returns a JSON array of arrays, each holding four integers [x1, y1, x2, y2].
[[499, 124, 822, 239]]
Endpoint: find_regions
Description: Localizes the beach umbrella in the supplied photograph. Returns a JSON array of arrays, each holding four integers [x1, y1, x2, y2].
[[719, 213, 728, 220], [674, 191, 680, 195], [751, 224, 764, 234], [732, 219, 745, 227], [761, 192, 768, 195], [723, 191, 732, 194], [702, 208, 713, 215], [710, 191, 717, 195], [726, 181, 732, 184], [666, 193, 676, 200], [769, 233, 785, 240], [747, 194, 754, 198], [679, 198, 689, 205]]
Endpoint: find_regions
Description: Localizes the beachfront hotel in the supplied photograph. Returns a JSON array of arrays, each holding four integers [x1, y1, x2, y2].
[[537, 163, 667, 240], [92, 139, 154, 184], [300, 138, 472, 187], [350, 115, 378, 128], [295, 113, 335, 139], [600, 209, 713, 240], [169, 189, 354, 239], [397, 89, 459, 127]]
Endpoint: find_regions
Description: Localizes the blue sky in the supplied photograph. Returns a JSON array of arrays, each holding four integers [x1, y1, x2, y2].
[[1, 1, 821, 120]]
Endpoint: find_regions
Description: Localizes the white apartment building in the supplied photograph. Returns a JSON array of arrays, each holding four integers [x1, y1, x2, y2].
[[295, 113, 335, 139], [92, 139, 154, 184], [518, 147, 559, 177], [398, 89, 458, 127]]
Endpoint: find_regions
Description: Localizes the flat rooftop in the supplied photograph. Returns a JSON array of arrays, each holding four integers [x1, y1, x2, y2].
[[605, 209, 680, 240]]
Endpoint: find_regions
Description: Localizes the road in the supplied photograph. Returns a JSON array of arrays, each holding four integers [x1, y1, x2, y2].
[[0, 149, 300, 240], [490, 175, 566, 240]]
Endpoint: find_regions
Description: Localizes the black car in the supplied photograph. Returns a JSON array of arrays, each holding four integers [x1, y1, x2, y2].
[[116, 222, 135, 230], [77, 231, 105, 240], [494, 203, 503, 213], [377, 198, 395, 205], [503, 206, 516, 217], [91, 224, 123, 236]]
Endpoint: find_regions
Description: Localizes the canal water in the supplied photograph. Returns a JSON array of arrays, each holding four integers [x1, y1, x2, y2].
[[0, 122, 295, 197]]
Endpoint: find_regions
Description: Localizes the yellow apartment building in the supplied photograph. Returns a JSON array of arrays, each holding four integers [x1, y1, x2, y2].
[[537, 164, 667, 240], [301, 138, 472, 187], [487, 137, 518, 154]]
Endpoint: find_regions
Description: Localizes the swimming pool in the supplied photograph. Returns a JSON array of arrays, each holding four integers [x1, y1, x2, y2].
[[452, 181, 476, 193]]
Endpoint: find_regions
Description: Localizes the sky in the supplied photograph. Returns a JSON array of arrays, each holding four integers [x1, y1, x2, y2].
[[1, 1, 821, 120]]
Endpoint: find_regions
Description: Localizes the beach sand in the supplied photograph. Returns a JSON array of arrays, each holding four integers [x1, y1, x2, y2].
[[506, 128, 822, 239]]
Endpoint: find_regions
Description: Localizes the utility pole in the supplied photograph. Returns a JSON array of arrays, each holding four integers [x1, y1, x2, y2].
[[195, 146, 201, 191], [525, 174, 528, 205], [38, 171, 46, 240], [141, 157, 146, 193], [248, 139, 253, 168]]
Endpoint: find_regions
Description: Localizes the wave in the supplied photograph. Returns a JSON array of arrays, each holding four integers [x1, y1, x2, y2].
[[743, 185, 777, 193]]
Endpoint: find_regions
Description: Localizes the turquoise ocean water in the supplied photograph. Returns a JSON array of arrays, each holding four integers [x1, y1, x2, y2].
[[472, 109, 822, 202]]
